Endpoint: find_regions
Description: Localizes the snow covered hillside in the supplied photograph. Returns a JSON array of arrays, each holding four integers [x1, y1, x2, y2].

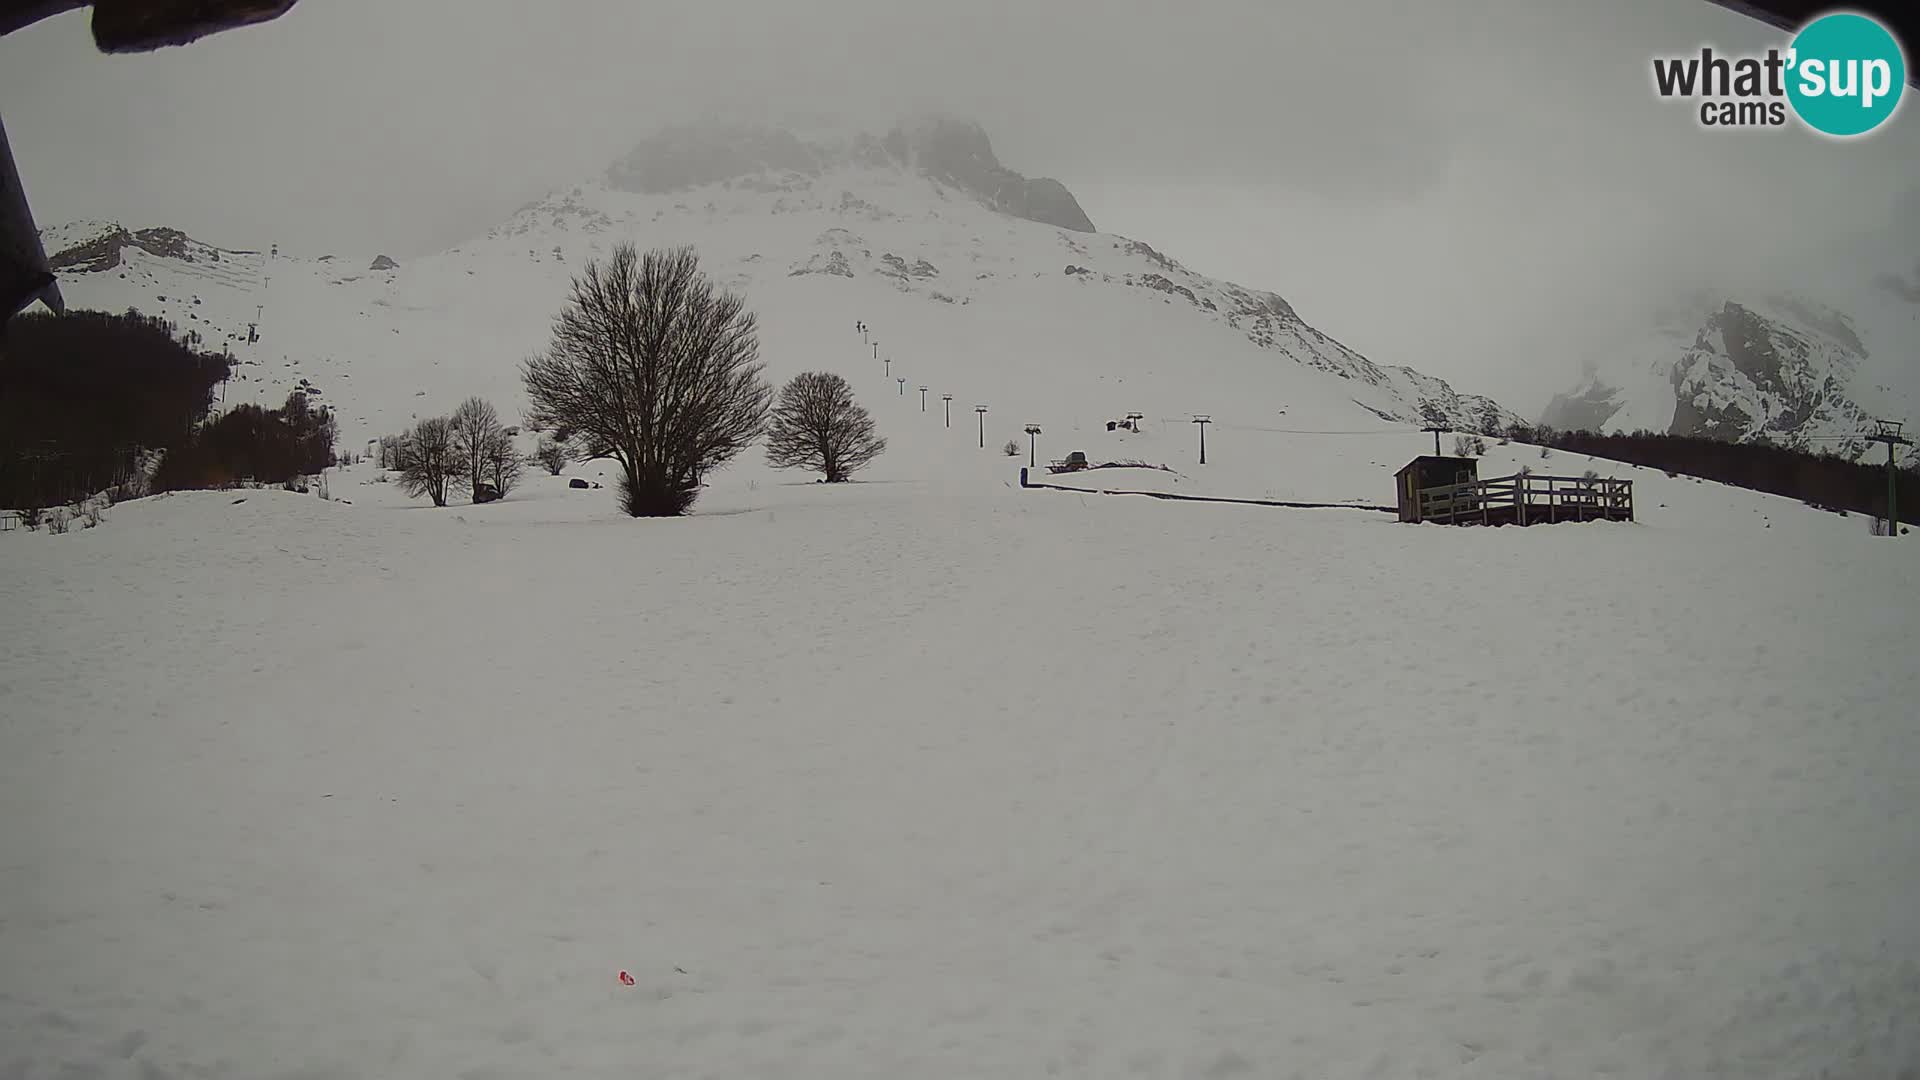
[[1542, 286, 1920, 465], [3, 473, 1918, 1079], [36, 118, 1518, 459]]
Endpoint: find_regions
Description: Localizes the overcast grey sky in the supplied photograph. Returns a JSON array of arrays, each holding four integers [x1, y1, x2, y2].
[[3, 0, 1915, 411]]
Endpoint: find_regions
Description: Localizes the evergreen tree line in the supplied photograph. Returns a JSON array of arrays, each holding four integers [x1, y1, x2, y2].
[[0, 308, 342, 508], [152, 389, 339, 491], [1495, 422, 1919, 525], [1, 309, 230, 508]]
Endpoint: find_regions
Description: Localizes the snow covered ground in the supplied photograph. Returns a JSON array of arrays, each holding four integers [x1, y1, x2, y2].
[[4, 469, 1918, 1079], [10, 122, 1919, 1080]]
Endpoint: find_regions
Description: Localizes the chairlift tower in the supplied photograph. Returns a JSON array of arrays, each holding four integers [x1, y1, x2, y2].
[[1866, 419, 1913, 537]]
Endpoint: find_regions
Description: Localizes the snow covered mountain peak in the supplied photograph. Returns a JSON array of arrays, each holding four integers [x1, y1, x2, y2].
[[39, 117, 1525, 449], [1542, 285, 1917, 463], [601, 116, 1097, 234]]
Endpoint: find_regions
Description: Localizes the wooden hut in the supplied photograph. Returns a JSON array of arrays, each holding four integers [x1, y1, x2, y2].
[[1396, 455, 1634, 526], [1394, 456, 1478, 523]]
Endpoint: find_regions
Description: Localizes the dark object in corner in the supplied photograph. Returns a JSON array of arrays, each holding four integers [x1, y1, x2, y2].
[[1, 1, 301, 53], [1, 114, 63, 334]]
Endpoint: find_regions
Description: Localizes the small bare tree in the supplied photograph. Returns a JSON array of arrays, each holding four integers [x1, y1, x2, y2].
[[378, 434, 409, 471], [523, 244, 771, 516], [481, 428, 523, 497], [449, 396, 503, 496], [764, 371, 886, 482], [397, 416, 461, 506], [534, 435, 569, 476]]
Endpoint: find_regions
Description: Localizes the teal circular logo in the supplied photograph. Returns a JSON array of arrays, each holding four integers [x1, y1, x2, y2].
[[1786, 12, 1906, 136]]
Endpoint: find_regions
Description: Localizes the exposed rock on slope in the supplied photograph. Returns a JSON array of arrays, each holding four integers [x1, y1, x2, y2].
[[606, 117, 1097, 234], [1542, 295, 1893, 459], [48, 225, 226, 273]]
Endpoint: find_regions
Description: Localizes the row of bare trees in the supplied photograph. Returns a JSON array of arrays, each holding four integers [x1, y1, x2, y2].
[[371, 244, 883, 512], [382, 396, 523, 507], [521, 243, 884, 515]]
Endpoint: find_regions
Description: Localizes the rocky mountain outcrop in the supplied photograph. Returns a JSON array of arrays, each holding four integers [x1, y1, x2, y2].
[[48, 225, 220, 273], [1667, 301, 1868, 448], [1541, 296, 1881, 458], [1540, 379, 1623, 433], [881, 116, 1096, 233], [604, 116, 1097, 234]]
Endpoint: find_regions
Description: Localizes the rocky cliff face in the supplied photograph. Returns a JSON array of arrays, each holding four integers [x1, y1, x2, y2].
[[46, 224, 232, 273], [880, 116, 1096, 233], [1540, 379, 1624, 433], [1666, 301, 1868, 449], [604, 116, 1097, 234], [1541, 295, 1883, 459]]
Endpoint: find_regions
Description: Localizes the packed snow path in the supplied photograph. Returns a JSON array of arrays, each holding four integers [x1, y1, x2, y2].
[[3, 483, 1918, 1079]]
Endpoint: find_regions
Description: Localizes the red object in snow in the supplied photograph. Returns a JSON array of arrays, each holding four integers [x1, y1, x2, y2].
[[617, 970, 635, 986]]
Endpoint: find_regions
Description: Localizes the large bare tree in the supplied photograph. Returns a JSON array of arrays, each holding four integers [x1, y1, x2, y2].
[[522, 244, 770, 516], [765, 371, 886, 482], [396, 415, 461, 507]]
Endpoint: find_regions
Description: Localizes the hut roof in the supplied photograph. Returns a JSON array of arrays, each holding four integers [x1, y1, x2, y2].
[[1394, 455, 1477, 479]]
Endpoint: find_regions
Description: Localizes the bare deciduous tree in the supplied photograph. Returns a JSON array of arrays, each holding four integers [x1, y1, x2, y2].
[[534, 435, 569, 476], [481, 428, 523, 497], [397, 416, 461, 507], [378, 434, 409, 471], [764, 371, 886, 483], [522, 244, 771, 516], [449, 396, 502, 497]]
